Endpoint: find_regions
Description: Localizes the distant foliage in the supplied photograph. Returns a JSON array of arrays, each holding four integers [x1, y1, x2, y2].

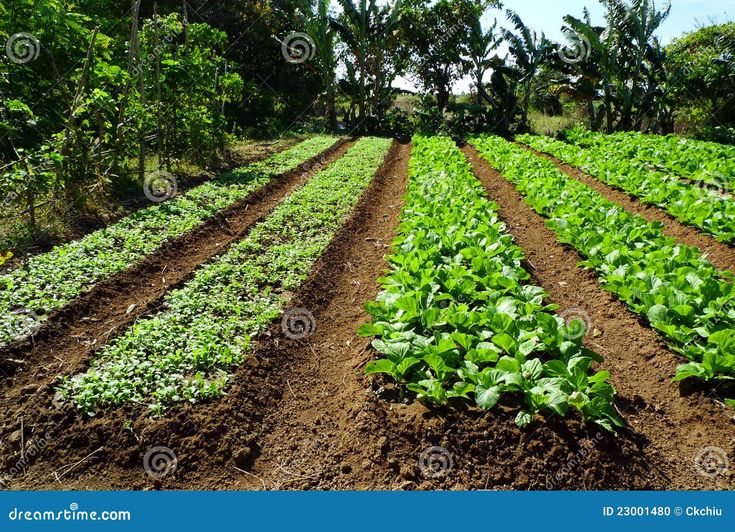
[[0, 0, 242, 236], [666, 22, 735, 142]]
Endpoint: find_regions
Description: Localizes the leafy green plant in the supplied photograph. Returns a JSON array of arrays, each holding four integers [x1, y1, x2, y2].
[[521, 133, 735, 244], [360, 135, 622, 431], [564, 128, 735, 190]]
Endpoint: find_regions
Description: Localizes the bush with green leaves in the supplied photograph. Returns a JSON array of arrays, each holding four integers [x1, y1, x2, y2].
[[57, 137, 392, 415], [0, 136, 339, 348], [360, 136, 622, 431], [520, 133, 735, 244], [472, 135, 735, 396]]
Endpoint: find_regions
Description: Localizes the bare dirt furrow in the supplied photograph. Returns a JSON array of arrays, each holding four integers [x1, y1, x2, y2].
[[520, 143, 735, 273], [463, 144, 735, 490], [0, 138, 354, 392]]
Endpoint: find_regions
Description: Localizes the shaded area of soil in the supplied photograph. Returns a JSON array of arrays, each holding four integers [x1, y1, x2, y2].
[[0, 138, 353, 386], [521, 143, 735, 274], [462, 144, 735, 490]]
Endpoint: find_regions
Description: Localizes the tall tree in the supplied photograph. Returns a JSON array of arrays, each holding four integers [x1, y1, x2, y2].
[[468, 10, 501, 100], [666, 22, 735, 136], [331, 0, 405, 132], [503, 10, 553, 130], [556, 0, 670, 132], [612, 0, 671, 130], [403, 0, 478, 111], [300, 0, 339, 131]]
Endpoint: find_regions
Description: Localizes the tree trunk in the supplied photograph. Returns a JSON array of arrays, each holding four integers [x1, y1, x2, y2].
[[327, 84, 337, 132], [604, 85, 614, 134], [26, 189, 36, 236], [113, 0, 143, 177], [358, 55, 366, 133], [521, 81, 532, 130], [587, 100, 597, 131], [61, 27, 99, 200], [436, 86, 450, 112], [130, 0, 145, 182], [154, 3, 163, 170]]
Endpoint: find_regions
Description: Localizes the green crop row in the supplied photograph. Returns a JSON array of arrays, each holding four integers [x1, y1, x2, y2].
[[0, 136, 339, 348], [57, 137, 392, 416], [564, 128, 735, 190], [471, 135, 735, 395], [519, 133, 735, 244], [360, 136, 622, 431]]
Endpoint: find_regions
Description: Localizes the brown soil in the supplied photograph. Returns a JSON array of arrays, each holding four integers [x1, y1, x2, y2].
[[5, 141, 670, 491], [0, 137, 353, 384], [462, 144, 735, 490], [521, 143, 735, 274]]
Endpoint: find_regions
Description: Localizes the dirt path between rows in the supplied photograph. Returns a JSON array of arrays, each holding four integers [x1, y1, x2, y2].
[[463, 144, 735, 490], [0, 138, 353, 400], [520, 143, 735, 274]]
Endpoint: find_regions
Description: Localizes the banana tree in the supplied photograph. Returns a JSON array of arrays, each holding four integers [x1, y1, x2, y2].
[[559, 8, 620, 132], [468, 12, 501, 100], [612, 0, 671, 130], [503, 10, 553, 130], [300, 0, 338, 131], [331, 0, 404, 133]]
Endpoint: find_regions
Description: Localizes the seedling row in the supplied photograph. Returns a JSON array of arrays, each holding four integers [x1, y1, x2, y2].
[[0, 136, 339, 347], [58, 137, 392, 415]]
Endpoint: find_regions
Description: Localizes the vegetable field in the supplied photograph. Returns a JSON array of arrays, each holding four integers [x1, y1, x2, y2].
[[2, 131, 734, 492], [2, 0, 734, 495]]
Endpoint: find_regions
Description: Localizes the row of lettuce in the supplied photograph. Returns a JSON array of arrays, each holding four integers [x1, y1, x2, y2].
[[57, 137, 392, 415], [359, 136, 623, 431], [520, 133, 735, 244], [472, 136, 735, 395], [0, 136, 340, 348], [564, 129, 735, 190]]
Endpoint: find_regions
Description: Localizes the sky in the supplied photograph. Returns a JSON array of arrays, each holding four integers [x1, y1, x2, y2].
[[393, 0, 734, 92]]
